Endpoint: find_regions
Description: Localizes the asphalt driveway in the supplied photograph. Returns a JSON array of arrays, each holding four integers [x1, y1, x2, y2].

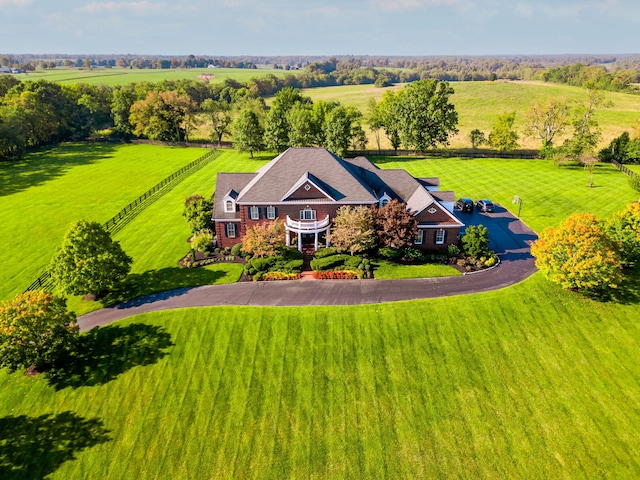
[[78, 206, 538, 332]]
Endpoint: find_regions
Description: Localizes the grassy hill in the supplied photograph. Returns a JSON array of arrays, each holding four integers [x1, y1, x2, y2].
[[300, 81, 640, 149]]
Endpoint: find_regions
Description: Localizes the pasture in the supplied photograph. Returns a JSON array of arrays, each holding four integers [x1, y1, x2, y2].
[[1, 274, 639, 479], [300, 81, 640, 149], [13, 67, 289, 87]]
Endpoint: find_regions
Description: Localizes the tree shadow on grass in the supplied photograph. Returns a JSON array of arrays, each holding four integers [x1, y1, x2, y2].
[[0, 411, 111, 480], [47, 323, 174, 390], [101, 266, 238, 308], [0, 142, 117, 197], [610, 268, 640, 305]]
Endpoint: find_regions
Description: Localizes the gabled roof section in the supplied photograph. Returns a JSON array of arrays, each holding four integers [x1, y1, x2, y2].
[[235, 148, 378, 204], [406, 186, 436, 215], [212, 172, 257, 219], [280, 172, 337, 201]]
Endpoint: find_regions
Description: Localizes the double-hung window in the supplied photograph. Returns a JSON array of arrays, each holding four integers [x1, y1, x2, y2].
[[435, 229, 446, 245], [266, 206, 276, 219], [300, 208, 316, 220], [249, 206, 260, 220], [414, 229, 424, 245], [225, 200, 234, 213], [226, 223, 236, 238]]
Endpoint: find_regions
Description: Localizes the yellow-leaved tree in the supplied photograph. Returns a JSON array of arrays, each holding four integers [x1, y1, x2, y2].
[[531, 213, 622, 294], [241, 221, 285, 258]]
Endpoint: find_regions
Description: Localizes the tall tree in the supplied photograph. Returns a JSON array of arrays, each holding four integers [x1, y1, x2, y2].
[[469, 129, 487, 150], [605, 202, 640, 267], [232, 109, 264, 158], [0, 291, 78, 373], [378, 91, 402, 153], [264, 87, 308, 152], [50, 220, 132, 297], [129, 90, 196, 142], [287, 103, 315, 147], [395, 79, 458, 152], [324, 106, 352, 157], [366, 98, 384, 153], [200, 98, 232, 146], [183, 194, 214, 234], [524, 98, 569, 149], [560, 86, 604, 161], [488, 111, 519, 151]]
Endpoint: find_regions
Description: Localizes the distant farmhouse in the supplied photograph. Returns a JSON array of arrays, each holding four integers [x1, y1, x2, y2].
[[213, 148, 464, 252]]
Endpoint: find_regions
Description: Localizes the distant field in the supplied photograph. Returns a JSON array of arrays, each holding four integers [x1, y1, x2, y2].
[[13, 67, 290, 86], [301, 81, 640, 149]]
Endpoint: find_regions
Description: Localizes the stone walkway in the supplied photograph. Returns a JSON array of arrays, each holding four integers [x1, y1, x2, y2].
[[78, 207, 538, 332]]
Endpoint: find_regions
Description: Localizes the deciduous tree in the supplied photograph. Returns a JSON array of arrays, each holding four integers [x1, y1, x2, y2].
[[242, 221, 285, 258], [524, 98, 569, 149], [374, 200, 418, 250], [469, 129, 487, 150], [605, 203, 640, 267], [183, 194, 213, 234], [0, 291, 78, 373], [129, 90, 196, 142], [50, 220, 132, 296], [531, 213, 622, 294], [201, 98, 232, 146], [328, 206, 375, 255], [488, 111, 519, 151], [232, 109, 264, 158]]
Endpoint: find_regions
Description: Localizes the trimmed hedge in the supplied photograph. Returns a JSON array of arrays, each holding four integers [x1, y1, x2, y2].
[[379, 247, 402, 259], [310, 254, 362, 271], [313, 247, 339, 259], [279, 246, 303, 260]]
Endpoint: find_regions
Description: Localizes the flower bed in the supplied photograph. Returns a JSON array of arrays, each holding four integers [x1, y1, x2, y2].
[[312, 270, 362, 280], [262, 272, 301, 281]]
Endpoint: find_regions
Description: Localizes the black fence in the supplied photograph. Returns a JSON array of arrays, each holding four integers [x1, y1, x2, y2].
[[349, 148, 540, 159], [23, 148, 219, 293], [611, 160, 639, 177]]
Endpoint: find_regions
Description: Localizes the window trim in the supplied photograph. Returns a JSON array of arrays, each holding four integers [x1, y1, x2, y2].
[[226, 223, 236, 238], [266, 206, 276, 220], [435, 229, 446, 245], [224, 200, 235, 213], [300, 208, 316, 220], [414, 229, 424, 245], [249, 206, 260, 220]]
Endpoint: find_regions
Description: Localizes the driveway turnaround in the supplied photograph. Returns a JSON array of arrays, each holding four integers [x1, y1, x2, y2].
[[78, 207, 537, 332]]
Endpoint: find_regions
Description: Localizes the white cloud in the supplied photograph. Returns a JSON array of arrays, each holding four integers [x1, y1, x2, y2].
[[75, 1, 183, 15], [0, 0, 32, 6], [371, 0, 471, 12]]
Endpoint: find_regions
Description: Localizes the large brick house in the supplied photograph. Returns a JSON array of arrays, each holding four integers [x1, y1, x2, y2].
[[213, 147, 464, 252]]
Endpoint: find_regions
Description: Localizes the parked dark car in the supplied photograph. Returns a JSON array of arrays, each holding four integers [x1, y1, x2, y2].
[[456, 197, 474, 212], [475, 199, 495, 212]]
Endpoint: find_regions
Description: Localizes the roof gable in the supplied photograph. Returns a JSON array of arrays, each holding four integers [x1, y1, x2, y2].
[[281, 172, 337, 201]]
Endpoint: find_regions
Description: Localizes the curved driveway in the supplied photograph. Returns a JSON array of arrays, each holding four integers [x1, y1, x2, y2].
[[78, 207, 538, 332]]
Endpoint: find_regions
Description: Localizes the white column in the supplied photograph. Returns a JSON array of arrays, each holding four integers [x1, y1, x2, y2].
[[286, 229, 290, 247], [314, 231, 318, 251], [326, 227, 331, 247], [298, 233, 302, 252]]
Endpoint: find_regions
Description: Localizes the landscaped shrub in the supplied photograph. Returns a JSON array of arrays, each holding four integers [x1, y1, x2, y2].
[[280, 259, 303, 272], [250, 256, 278, 272], [402, 247, 423, 261], [378, 247, 402, 260], [484, 256, 497, 268], [279, 246, 303, 260], [231, 243, 243, 257], [191, 230, 214, 255], [253, 271, 264, 281], [310, 254, 362, 271], [313, 247, 339, 259], [447, 244, 461, 257]]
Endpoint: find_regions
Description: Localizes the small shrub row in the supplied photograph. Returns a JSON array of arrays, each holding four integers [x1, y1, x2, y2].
[[312, 270, 362, 280], [313, 247, 339, 259], [310, 254, 362, 271], [262, 272, 301, 281], [456, 253, 498, 270]]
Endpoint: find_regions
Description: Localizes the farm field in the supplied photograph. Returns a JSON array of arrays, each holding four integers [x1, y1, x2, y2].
[[1, 273, 639, 479], [300, 81, 640, 149], [1, 144, 637, 312], [0, 144, 267, 308], [12, 67, 289, 87]]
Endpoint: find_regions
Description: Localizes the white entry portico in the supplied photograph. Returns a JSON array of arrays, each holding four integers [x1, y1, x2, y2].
[[285, 214, 331, 252]]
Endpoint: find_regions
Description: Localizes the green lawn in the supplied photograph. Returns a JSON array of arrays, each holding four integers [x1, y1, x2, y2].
[[1, 274, 639, 479], [373, 260, 462, 280], [0, 144, 268, 312], [16, 67, 291, 87]]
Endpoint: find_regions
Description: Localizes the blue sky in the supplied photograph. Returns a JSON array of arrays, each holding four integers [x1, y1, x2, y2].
[[1, 0, 638, 56]]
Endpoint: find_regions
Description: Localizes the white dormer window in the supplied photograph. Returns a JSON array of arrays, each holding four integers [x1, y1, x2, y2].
[[224, 199, 235, 213], [249, 206, 260, 220], [379, 193, 391, 207]]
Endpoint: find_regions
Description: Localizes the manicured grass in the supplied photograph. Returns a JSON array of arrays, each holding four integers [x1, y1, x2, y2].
[[376, 156, 638, 234], [372, 260, 462, 279], [1, 274, 639, 479], [301, 81, 640, 149], [16, 67, 291, 87], [0, 143, 268, 309]]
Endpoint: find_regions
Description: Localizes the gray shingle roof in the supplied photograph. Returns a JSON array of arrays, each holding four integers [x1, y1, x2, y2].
[[235, 148, 378, 204], [212, 172, 256, 219]]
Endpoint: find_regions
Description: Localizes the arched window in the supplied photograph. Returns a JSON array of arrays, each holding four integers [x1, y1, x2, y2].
[[225, 200, 234, 213]]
